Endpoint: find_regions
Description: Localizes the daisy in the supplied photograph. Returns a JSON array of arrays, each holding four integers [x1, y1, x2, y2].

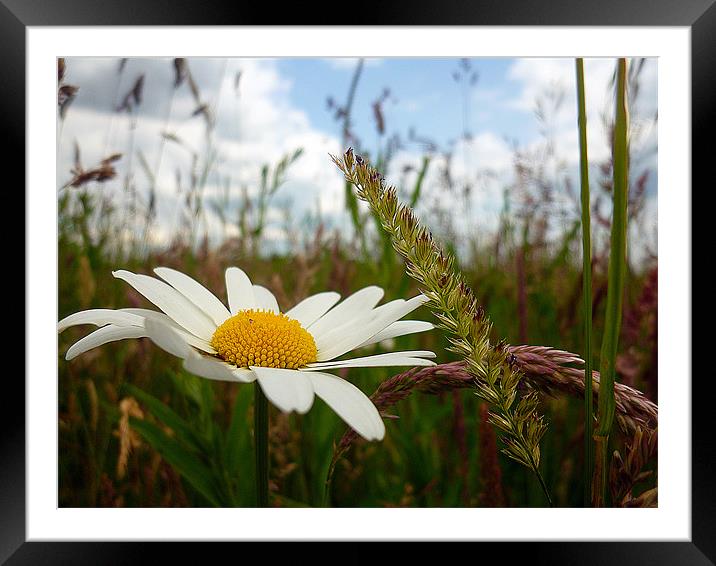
[[58, 267, 436, 441]]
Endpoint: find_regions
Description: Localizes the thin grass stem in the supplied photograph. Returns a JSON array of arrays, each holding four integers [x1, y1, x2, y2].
[[575, 58, 594, 507], [533, 456, 553, 507], [593, 58, 629, 507], [341, 59, 369, 258]]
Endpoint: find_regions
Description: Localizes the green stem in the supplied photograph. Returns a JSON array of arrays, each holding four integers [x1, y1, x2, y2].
[[408, 156, 430, 209], [322, 472, 332, 508], [593, 58, 629, 507], [575, 58, 594, 507], [341, 59, 369, 259], [254, 383, 269, 507], [533, 462, 553, 507]]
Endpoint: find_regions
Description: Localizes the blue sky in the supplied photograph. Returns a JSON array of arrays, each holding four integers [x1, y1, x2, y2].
[[276, 58, 538, 148], [58, 57, 657, 255]]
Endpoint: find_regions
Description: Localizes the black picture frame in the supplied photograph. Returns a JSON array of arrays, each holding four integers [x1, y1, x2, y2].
[[8, 0, 706, 562]]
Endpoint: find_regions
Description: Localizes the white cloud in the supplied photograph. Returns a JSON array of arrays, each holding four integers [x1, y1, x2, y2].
[[57, 57, 657, 260], [383, 131, 515, 245], [506, 58, 658, 165], [58, 58, 346, 249]]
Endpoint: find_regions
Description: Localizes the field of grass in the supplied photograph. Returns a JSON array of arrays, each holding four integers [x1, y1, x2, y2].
[[57, 57, 657, 508]]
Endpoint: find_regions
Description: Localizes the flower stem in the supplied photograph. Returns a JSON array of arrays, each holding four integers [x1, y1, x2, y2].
[[254, 383, 269, 507]]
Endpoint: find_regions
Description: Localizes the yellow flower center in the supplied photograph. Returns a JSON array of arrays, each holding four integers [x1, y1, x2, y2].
[[210, 309, 317, 369]]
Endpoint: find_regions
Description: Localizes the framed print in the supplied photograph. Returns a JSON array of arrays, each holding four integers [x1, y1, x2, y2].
[[8, 0, 708, 562]]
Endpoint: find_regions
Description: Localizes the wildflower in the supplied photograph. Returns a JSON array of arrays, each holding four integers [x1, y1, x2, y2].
[[58, 267, 436, 441]]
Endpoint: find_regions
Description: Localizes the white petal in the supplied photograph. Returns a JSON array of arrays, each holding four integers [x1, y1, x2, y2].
[[251, 366, 315, 414], [306, 372, 385, 441], [144, 318, 192, 359], [252, 285, 279, 313], [309, 296, 392, 351], [225, 267, 255, 314], [285, 292, 341, 327], [65, 325, 147, 360], [120, 309, 216, 354], [183, 353, 256, 383], [369, 298, 405, 316], [58, 309, 144, 333], [368, 295, 428, 321], [302, 350, 436, 370], [357, 320, 434, 348], [154, 267, 231, 326], [310, 299, 405, 350], [60, 307, 215, 355], [308, 286, 384, 339], [304, 357, 436, 371], [113, 270, 215, 340], [316, 295, 429, 361]]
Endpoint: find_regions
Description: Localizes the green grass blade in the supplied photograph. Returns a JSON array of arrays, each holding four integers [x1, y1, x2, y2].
[[409, 155, 430, 209], [129, 417, 224, 507], [345, 178, 369, 258], [124, 383, 208, 453], [575, 58, 594, 507], [225, 385, 254, 473], [594, 58, 629, 506], [225, 385, 255, 506]]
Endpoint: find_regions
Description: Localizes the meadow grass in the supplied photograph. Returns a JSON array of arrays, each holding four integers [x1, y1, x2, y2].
[[594, 58, 630, 507], [575, 58, 594, 505], [57, 57, 657, 508]]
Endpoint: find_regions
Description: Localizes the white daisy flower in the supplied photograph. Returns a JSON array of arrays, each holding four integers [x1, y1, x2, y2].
[[58, 267, 436, 441]]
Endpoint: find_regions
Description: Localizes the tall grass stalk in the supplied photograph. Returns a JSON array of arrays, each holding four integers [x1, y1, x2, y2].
[[409, 156, 430, 209], [140, 84, 178, 253], [341, 59, 369, 258], [593, 58, 629, 507], [333, 149, 552, 506], [575, 58, 594, 507]]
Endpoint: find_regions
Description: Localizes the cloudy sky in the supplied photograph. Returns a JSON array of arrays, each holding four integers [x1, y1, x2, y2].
[[58, 57, 657, 255]]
